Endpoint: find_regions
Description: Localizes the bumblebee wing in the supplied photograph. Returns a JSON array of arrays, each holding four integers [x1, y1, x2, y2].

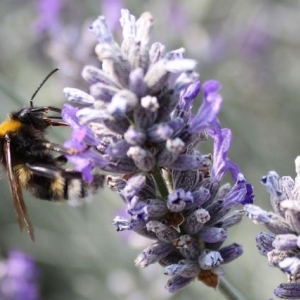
[[4, 134, 35, 241]]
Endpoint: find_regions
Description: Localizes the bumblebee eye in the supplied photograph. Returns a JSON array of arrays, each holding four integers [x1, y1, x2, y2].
[[17, 109, 31, 123], [17, 109, 48, 129]]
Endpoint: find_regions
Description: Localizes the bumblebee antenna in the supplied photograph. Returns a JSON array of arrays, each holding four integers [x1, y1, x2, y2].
[[30, 68, 59, 108]]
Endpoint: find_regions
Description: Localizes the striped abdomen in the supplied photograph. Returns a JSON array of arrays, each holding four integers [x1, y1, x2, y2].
[[14, 164, 104, 206]]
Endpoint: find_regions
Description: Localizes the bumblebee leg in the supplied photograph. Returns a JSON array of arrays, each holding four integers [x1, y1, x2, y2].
[[30, 106, 67, 126], [46, 116, 63, 119], [31, 142, 79, 155], [26, 163, 83, 180], [55, 155, 68, 166], [44, 120, 68, 127], [30, 106, 62, 113]]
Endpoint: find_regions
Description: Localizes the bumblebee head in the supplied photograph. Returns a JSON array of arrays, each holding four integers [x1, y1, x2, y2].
[[11, 108, 49, 131]]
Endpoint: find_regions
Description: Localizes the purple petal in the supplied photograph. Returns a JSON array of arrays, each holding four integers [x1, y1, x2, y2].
[[186, 79, 201, 99], [209, 127, 240, 182], [61, 103, 80, 129], [244, 183, 254, 205], [223, 173, 253, 209], [189, 80, 223, 134], [66, 154, 92, 182], [202, 80, 221, 96], [66, 149, 109, 183], [64, 128, 88, 152]]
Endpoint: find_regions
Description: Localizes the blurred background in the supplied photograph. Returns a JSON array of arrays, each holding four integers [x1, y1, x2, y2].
[[0, 0, 300, 299]]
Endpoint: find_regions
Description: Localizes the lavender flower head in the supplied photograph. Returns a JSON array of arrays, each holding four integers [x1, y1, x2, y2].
[[0, 250, 40, 300], [62, 9, 254, 293], [34, 0, 64, 33], [245, 156, 300, 299]]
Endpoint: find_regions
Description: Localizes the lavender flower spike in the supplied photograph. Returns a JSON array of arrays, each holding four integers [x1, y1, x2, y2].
[[246, 155, 300, 299], [62, 9, 254, 293]]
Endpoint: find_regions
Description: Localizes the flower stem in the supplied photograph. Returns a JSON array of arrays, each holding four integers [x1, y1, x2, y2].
[[152, 167, 169, 198], [219, 277, 246, 300]]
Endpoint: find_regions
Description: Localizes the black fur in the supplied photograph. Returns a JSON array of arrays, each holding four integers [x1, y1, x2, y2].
[[0, 107, 104, 202]]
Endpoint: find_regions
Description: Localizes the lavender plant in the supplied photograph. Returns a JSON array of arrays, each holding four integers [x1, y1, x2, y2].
[[62, 9, 254, 294], [0, 250, 40, 300], [245, 156, 300, 299]]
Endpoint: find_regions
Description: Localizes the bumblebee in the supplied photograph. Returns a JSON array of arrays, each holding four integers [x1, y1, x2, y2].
[[0, 69, 104, 241]]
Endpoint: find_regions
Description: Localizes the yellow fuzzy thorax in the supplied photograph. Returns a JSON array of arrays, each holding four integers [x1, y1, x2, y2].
[[0, 118, 23, 137]]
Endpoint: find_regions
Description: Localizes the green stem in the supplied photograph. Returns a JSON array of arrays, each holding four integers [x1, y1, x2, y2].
[[152, 167, 169, 199], [219, 277, 246, 300], [161, 168, 173, 194]]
